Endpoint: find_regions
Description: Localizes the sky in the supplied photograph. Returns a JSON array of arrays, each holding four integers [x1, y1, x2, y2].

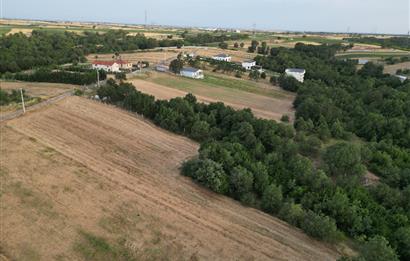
[[2, 0, 409, 35]]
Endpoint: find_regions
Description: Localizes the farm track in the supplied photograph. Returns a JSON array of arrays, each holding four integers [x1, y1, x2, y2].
[[1, 97, 340, 260]]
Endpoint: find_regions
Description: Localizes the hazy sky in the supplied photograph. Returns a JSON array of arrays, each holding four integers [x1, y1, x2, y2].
[[2, 0, 409, 34]]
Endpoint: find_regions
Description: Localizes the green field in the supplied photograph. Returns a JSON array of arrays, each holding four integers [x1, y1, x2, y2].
[[0, 26, 12, 36], [149, 73, 289, 99], [336, 52, 410, 59]]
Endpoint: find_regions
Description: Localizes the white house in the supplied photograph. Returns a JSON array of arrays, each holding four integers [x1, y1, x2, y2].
[[212, 54, 232, 62], [242, 60, 256, 70], [92, 60, 132, 72], [285, 68, 306, 83], [92, 61, 120, 72], [358, 59, 369, 65], [180, 67, 204, 79]]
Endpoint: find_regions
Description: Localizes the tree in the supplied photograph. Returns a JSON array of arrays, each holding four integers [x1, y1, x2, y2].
[[230, 166, 254, 197], [300, 210, 340, 242], [278, 202, 304, 226], [249, 70, 260, 81], [261, 183, 283, 214], [190, 120, 210, 141], [280, 115, 290, 122], [182, 159, 229, 194], [219, 42, 228, 49], [260, 72, 267, 79], [278, 74, 300, 92], [323, 142, 366, 178], [240, 42, 245, 48], [393, 227, 410, 260], [169, 58, 184, 74], [115, 72, 126, 80], [358, 62, 384, 78], [233, 42, 239, 48], [360, 236, 399, 261]]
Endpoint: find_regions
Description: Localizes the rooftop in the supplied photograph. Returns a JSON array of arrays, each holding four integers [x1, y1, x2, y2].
[[214, 54, 231, 58], [286, 68, 306, 74], [92, 60, 129, 66], [243, 60, 256, 63], [181, 67, 202, 73]]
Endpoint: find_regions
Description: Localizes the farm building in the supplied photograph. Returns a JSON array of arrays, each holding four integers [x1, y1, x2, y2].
[[358, 59, 369, 65], [242, 60, 256, 70], [92, 61, 120, 72], [285, 68, 306, 83], [92, 60, 132, 72], [180, 67, 204, 79], [212, 54, 232, 62]]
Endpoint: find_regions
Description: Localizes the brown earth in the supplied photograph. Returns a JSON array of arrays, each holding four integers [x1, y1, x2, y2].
[[0, 96, 342, 260], [0, 81, 75, 99], [384, 62, 410, 75], [128, 77, 295, 122]]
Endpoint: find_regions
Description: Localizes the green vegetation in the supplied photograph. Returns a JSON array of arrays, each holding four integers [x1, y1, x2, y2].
[[0, 88, 31, 106], [0, 26, 12, 36], [346, 36, 410, 51], [98, 39, 410, 259], [4, 68, 106, 85], [336, 52, 409, 59], [150, 73, 287, 99], [181, 31, 249, 45], [74, 230, 136, 261]]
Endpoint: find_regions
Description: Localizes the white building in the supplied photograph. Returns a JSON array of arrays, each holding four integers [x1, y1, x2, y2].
[[212, 54, 232, 62], [92, 60, 132, 72], [180, 67, 204, 79], [242, 60, 256, 70], [358, 59, 369, 65], [285, 68, 306, 83], [395, 75, 407, 83]]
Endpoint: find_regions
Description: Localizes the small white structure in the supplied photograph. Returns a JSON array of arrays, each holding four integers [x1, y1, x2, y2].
[[180, 67, 204, 79], [285, 68, 306, 83], [242, 60, 256, 70], [395, 75, 407, 82], [92, 60, 132, 72], [358, 59, 369, 65], [212, 54, 232, 62], [92, 61, 120, 72]]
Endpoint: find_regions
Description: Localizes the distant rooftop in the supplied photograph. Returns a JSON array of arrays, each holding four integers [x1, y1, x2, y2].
[[286, 68, 306, 74], [181, 67, 201, 73], [214, 54, 231, 58], [243, 59, 255, 63]]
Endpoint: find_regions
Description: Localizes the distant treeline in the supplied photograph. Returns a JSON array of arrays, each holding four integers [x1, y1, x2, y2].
[[4, 68, 107, 85], [0, 30, 248, 74], [346, 36, 410, 51], [182, 32, 249, 45]]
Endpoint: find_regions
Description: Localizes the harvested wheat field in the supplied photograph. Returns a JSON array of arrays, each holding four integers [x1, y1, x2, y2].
[[0, 81, 75, 99], [128, 75, 295, 122], [0, 96, 341, 260], [88, 51, 179, 65]]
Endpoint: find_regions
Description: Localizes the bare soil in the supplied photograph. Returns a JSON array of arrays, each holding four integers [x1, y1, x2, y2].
[[128, 76, 295, 122], [0, 97, 342, 260]]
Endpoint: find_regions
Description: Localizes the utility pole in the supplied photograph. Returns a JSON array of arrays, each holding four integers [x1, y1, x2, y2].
[[20, 88, 26, 114], [96, 69, 100, 87], [145, 10, 148, 28]]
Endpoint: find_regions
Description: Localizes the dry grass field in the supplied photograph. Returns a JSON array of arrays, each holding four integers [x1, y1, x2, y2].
[[0, 96, 342, 260], [384, 62, 410, 75], [128, 72, 295, 121]]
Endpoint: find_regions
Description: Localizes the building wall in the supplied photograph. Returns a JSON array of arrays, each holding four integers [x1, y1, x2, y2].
[[213, 56, 231, 62], [242, 62, 256, 70], [285, 71, 305, 82]]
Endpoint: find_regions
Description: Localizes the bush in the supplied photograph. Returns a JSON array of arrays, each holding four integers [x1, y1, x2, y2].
[[261, 184, 283, 214], [300, 210, 340, 242]]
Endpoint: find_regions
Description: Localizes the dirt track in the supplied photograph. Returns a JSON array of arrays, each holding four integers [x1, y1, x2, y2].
[[1, 97, 340, 260]]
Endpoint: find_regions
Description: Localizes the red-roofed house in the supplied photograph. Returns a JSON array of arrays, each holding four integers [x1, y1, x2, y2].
[[92, 60, 132, 72]]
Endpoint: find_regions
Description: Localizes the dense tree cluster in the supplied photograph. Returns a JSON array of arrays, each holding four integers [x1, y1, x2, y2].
[[1, 30, 226, 74], [96, 77, 410, 259], [0, 88, 32, 106], [182, 32, 249, 45], [4, 68, 106, 85], [346, 36, 410, 51]]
